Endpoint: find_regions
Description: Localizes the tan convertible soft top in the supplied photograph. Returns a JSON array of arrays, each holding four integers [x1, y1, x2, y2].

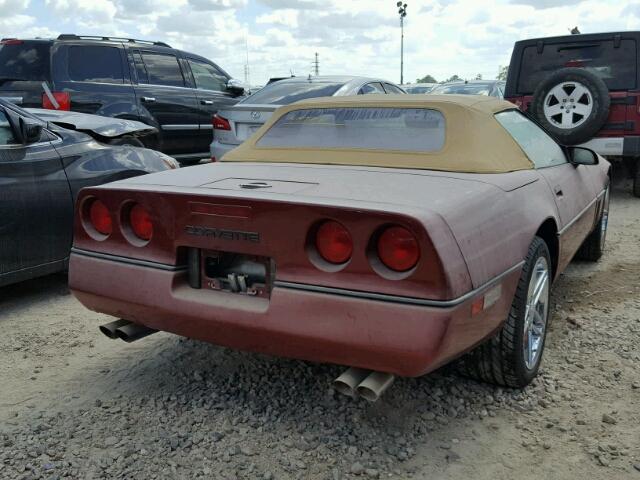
[[222, 94, 534, 174]]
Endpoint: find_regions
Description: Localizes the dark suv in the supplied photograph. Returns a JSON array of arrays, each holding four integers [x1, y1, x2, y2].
[[505, 31, 640, 196], [0, 35, 245, 165]]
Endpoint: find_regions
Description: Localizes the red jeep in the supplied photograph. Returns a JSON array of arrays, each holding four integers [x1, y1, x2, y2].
[[505, 31, 640, 197]]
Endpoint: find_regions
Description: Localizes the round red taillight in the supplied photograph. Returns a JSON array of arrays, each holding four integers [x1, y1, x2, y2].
[[315, 220, 353, 264], [377, 226, 419, 272], [89, 199, 112, 236], [129, 204, 153, 241]]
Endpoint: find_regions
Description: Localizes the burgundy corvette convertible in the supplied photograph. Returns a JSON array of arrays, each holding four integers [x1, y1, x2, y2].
[[69, 95, 610, 400]]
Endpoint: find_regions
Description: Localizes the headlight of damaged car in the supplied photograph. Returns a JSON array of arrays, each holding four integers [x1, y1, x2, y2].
[[156, 152, 180, 170]]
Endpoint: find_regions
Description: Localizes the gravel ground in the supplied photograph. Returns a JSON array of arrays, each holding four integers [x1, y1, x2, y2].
[[1, 175, 639, 480]]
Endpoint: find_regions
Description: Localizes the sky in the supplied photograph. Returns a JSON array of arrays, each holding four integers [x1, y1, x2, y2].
[[1, 0, 639, 86]]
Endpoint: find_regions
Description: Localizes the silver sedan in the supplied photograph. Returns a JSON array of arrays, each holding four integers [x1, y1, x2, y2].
[[210, 75, 405, 161]]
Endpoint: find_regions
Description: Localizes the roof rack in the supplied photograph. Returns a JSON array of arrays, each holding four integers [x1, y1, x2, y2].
[[56, 34, 171, 48]]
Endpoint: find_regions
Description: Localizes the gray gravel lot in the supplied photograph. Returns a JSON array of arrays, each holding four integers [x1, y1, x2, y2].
[[1, 176, 639, 480]]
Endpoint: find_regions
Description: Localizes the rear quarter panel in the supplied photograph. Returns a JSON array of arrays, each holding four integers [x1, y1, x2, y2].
[[437, 175, 560, 287]]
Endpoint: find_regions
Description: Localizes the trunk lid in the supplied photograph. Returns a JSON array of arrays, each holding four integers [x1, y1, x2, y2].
[[217, 104, 278, 145]]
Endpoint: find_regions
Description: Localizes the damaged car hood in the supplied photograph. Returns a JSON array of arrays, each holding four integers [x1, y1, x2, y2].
[[26, 108, 157, 139]]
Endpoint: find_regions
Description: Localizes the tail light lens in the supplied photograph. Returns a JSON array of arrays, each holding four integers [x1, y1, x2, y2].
[[129, 204, 153, 241], [212, 114, 231, 131], [42, 91, 71, 111], [377, 226, 419, 272], [89, 199, 112, 236], [315, 220, 353, 264], [1, 39, 23, 45]]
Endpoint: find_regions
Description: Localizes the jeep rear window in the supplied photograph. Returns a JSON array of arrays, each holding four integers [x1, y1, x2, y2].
[[256, 107, 445, 152], [517, 40, 637, 93], [0, 41, 50, 83], [68, 46, 124, 84]]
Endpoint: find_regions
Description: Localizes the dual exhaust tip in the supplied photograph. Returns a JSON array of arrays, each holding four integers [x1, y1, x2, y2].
[[333, 367, 395, 402], [100, 321, 392, 401], [99, 319, 157, 343]]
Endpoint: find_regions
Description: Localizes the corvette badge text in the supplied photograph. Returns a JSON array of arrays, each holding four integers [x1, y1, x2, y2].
[[184, 225, 260, 243]]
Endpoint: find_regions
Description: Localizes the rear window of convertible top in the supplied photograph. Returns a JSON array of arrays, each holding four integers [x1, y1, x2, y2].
[[256, 107, 445, 152]]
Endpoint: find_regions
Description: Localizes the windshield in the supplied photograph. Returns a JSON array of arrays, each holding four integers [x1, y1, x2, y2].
[[240, 81, 344, 105], [0, 41, 51, 83], [256, 107, 445, 152], [430, 83, 492, 95]]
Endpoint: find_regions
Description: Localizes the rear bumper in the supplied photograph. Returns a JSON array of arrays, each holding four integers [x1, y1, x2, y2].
[[578, 136, 640, 157], [69, 250, 521, 377], [210, 140, 239, 161]]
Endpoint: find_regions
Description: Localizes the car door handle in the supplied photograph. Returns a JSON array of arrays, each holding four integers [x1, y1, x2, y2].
[[200, 100, 214, 105], [141, 96, 156, 103]]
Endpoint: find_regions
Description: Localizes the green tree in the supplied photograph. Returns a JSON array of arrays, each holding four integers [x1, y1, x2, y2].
[[443, 74, 461, 83], [497, 65, 509, 81], [416, 74, 437, 83], [475, 73, 483, 80]]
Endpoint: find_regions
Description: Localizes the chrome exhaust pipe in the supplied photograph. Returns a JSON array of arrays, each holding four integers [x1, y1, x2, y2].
[[115, 323, 158, 343], [333, 367, 370, 398], [99, 319, 132, 339], [356, 372, 395, 402]]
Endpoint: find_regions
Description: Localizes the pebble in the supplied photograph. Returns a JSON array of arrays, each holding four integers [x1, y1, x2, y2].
[[351, 462, 364, 475], [602, 414, 617, 425]]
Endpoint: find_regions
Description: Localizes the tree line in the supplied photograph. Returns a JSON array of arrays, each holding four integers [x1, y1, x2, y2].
[[416, 66, 508, 84]]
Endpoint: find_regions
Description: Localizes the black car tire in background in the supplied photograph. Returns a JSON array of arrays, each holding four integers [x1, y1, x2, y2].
[[108, 136, 145, 147], [634, 162, 640, 198], [530, 68, 610, 145]]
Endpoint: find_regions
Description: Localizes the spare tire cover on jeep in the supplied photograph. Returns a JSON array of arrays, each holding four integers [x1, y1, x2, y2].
[[530, 67, 610, 145]]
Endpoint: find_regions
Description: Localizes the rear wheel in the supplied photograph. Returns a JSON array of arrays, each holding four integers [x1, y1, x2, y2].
[[576, 185, 610, 261], [458, 237, 551, 388]]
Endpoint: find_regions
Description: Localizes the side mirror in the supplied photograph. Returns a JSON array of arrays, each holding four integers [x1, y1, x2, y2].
[[226, 78, 247, 96], [20, 117, 43, 144], [567, 146, 599, 166]]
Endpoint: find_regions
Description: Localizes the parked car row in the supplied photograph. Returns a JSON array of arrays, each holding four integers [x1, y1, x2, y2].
[[210, 75, 406, 161], [0, 35, 245, 165]]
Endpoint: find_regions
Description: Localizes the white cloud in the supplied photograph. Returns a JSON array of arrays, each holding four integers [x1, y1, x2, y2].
[[5, 0, 640, 85]]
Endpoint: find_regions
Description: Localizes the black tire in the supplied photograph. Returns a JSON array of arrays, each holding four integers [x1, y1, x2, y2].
[[634, 163, 640, 198], [530, 68, 610, 145], [177, 158, 202, 167], [576, 185, 610, 261], [109, 136, 145, 147], [458, 237, 552, 388]]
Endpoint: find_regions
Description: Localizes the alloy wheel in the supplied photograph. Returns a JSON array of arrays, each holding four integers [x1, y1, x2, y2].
[[543, 81, 593, 129], [523, 256, 550, 370]]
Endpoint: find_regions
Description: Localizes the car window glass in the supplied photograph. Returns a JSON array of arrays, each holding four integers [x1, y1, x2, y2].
[[68, 46, 124, 84], [495, 110, 567, 168], [257, 107, 445, 152], [358, 82, 386, 95], [0, 111, 17, 145], [188, 59, 227, 92], [431, 83, 492, 95], [140, 52, 185, 87], [132, 51, 148, 84], [384, 83, 405, 94], [0, 41, 51, 82], [517, 40, 637, 93], [240, 82, 344, 105]]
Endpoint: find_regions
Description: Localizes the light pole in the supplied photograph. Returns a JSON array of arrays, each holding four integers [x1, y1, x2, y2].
[[397, 2, 407, 85]]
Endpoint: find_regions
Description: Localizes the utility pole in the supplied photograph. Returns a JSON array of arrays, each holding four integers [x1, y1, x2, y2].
[[397, 2, 407, 85], [313, 52, 319, 76], [244, 35, 250, 84]]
